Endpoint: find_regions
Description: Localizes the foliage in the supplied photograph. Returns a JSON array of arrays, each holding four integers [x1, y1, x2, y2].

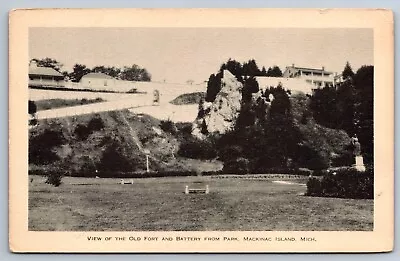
[[205, 59, 282, 103], [74, 116, 104, 140], [178, 137, 217, 159], [87, 116, 105, 131], [306, 168, 373, 199], [35, 98, 104, 111], [28, 100, 37, 115], [98, 138, 137, 172], [69, 64, 92, 82], [170, 92, 205, 105], [205, 73, 223, 102], [160, 119, 177, 135], [45, 172, 63, 187], [31, 58, 63, 72], [342, 61, 355, 80], [92, 65, 121, 79], [222, 157, 250, 174], [120, 65, 151, 82], [29, 127, 66, 165], [309, 64, 374, 164], [266, 66, 283, 77]]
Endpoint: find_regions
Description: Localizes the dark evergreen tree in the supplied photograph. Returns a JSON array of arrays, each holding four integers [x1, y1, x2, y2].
[[266, 66, 283, 77], [353, 65, 374, 163], [342, 61, 355, 80], [69, 64, 91, 82]]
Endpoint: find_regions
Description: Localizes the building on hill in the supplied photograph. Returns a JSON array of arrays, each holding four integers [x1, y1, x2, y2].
[[79, 72, 116, 89], [283, 64, 342, 88], [79, 72, 137, 92], [255, 76, 314, 95], [28, 61, 65, 87]]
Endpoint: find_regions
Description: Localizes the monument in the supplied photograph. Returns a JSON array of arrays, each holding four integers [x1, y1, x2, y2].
[[351, 135, 366, 172]]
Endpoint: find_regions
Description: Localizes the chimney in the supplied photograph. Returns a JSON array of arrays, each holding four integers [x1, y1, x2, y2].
[[322, 66, 325, 71], [292, 63, 295, 68]]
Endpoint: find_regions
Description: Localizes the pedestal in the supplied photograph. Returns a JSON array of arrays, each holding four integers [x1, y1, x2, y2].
[[353, 155, 366, 172]]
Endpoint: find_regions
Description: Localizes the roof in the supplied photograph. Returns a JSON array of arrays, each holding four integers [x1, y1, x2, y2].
[[81, 72, 114, 80], [287, 66, 333, 74], [29, 66, 64, 77]]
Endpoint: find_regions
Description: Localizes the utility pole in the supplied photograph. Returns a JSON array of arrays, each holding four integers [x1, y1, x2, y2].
[[144, 149, 150, 173]]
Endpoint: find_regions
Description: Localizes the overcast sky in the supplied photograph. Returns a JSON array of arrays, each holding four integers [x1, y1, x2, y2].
[[29, 28, 373, 84]]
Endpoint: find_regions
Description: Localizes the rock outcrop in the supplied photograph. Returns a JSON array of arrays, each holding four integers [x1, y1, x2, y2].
[[192, 70, 243, 139]]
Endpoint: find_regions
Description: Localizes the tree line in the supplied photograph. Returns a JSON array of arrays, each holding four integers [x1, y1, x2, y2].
[[30, 57, 152, 82], [310, 62, 374, 163]]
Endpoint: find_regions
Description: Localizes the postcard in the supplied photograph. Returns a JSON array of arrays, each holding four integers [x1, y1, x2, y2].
[[9, 8, 394, 252]]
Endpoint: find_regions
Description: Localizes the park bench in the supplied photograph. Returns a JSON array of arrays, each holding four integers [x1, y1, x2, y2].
[[120, 179, 134, 185], [185, 185, 209, 194]]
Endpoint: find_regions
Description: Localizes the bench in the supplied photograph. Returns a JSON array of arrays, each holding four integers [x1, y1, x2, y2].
[[185, 185, 209, 194], [120, 179, 134, 185]]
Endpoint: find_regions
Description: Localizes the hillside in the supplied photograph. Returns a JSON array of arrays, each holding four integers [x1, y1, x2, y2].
[[170, 92, 205, 105], [29, 109, 223, 176]]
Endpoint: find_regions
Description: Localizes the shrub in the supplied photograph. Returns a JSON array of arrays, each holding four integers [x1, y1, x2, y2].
[[45, 172, 63, 187], [222, 157, 250, 175], [98, 140, 137, 172], [28, 100, 37, 115], [306, 167, 373, 199], [87, 116, 105, 132], [160, 119, 177, 134], [29, 128, 65, 165], [74, 124, 91, 140], [178, 138, 217, 159]]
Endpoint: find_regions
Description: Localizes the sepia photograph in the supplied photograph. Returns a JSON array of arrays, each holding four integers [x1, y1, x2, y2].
[[27, 27, 374, 232], [9, 9, 393, 252]]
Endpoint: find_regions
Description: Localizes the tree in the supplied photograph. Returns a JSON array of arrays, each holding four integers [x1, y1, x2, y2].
[[342, 61, 355, 80], [205, 73, 222, 102], [120, 65, 151, 82], [31, 58, 63, 72], [261, 66, 268, 76], [266, 66, 283, 77], [28, 100, 37, 115], [353, 65, 374, 163], [69, 64, 91, 82], [92, 65, 121, 79]]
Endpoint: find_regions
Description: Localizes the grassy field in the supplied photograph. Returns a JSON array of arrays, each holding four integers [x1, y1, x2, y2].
[[29, 175, 373, 231]]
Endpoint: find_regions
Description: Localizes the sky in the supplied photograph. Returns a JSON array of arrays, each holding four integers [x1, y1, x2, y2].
[[29, 28, 373, 84]]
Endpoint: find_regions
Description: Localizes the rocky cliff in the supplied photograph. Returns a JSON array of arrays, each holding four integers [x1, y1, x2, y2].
[[192, 70, 243, 138]]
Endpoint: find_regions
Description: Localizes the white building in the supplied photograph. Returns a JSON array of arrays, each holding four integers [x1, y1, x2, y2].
[[28, 61, 65, 87], [79, 72, 136, 92], [282, 64, 339, 88]]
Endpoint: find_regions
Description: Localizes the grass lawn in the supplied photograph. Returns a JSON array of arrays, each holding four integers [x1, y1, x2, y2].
[[29, 175, 373, 231], [34, 98, 105, 111]]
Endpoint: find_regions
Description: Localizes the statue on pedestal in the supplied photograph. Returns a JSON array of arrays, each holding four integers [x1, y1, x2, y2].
[[351, 135, 366, 172]]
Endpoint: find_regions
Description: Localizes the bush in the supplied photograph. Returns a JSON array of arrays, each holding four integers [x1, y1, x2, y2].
[[160, 119, 177, 134], [99, 141, 136, 172], [45, 172, 63, 187], [306, 167, 373, 199], [74, 116, 105, 140], [222, 157, 250, 174], [28, 100, 37, 115], [88, 116, 105, 132], [74, 124, 91, 140], [29, 128, 65, 165], [178, 138, 217, 159]]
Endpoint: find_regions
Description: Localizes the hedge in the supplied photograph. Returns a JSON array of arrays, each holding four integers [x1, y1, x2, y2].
[[306, 167, 373, 199]]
